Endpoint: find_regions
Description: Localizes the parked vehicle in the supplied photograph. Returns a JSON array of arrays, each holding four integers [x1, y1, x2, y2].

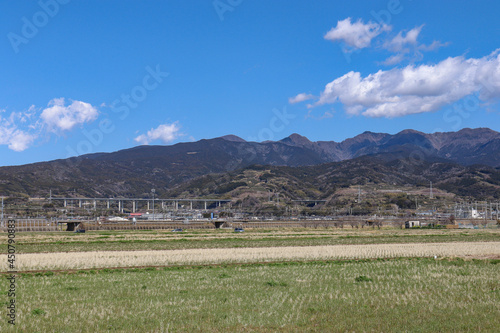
[[234, 227, 244, 232]]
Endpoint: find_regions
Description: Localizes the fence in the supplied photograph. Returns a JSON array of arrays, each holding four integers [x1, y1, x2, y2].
[[0, 219, 58, 232], [2, 218, 495, 232]]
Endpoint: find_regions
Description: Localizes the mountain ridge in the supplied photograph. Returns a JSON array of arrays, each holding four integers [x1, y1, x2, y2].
[[0, 128, 499, 198]]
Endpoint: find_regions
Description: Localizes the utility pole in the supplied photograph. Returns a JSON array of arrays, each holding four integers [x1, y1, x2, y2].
[[151, 189, 155, 220], [430, 181, 433, 199], [1, 197, 4, 228]]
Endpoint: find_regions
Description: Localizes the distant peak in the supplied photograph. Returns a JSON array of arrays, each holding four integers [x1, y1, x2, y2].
[[219, 135, 246, 142], [289, 133, 309, 140], [457, 127, 497, 134], [347, 131, 388, 143], [398, 129, 425, 135], [280, 133, 312, 146], [288, 133, 311, 143]]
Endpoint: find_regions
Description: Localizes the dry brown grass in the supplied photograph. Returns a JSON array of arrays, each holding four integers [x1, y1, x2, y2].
[[4, 241, 499, 272]]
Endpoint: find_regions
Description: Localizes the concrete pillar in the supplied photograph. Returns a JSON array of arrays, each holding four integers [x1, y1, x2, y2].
[[118, 200, 121, 212], [93, 200, 97, 210], [147, 201, 150, 210], [175, 201, 178, 210], [120, 201, 124, 213], [133, 201, 136, 213], [107, 200, 110, 209], [64, 199, 67, 207], [204, 201, 207, 210], [190, 201, 193, 210], [79, 200, 82, 208]]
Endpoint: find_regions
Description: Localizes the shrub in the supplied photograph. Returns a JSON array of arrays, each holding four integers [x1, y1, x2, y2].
[[32, 308, 46, 316], [355, 275, 373, 282], [265, 280, 288, 287]]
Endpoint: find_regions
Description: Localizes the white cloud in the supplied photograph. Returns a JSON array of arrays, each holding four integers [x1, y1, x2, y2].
[[134, 122, 182, 145], [384, 26, 422, 53], [41, 98, 98, 132], [304, 49, 500, 118], [381, 53, 406, 66], [289, 93, 315, 104], [324, 18, 390, 49], [0, 98, 100, 152], [419, 40, 449, 52], [381, 25, 448, 65], [324, 18, 448, 65], [0, 115, 36, 152], [8, 130, 35, 151]]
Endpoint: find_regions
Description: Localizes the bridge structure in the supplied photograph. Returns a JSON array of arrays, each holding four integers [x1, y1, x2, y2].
[[49, 197, 232, 213]]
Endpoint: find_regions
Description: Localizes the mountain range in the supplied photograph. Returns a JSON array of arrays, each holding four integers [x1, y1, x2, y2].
[[1, 128, 499, 199]]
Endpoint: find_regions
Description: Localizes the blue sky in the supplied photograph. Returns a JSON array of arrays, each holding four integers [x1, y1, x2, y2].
[[1, 0, 500, 166]]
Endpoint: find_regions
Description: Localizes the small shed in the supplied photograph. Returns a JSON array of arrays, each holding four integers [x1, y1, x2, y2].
[[405, 220, 420, 229]]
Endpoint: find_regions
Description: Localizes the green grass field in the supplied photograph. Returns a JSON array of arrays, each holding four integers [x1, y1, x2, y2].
[[1, 228, 499, 331], [1, 258, 499, 332]]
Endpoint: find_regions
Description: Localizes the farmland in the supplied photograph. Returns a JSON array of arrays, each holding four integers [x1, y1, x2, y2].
[[1, 258, 499, 332], [2, 241, 500, 272], [1, 228, 499, 332], [3, 227, 500, 254]]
